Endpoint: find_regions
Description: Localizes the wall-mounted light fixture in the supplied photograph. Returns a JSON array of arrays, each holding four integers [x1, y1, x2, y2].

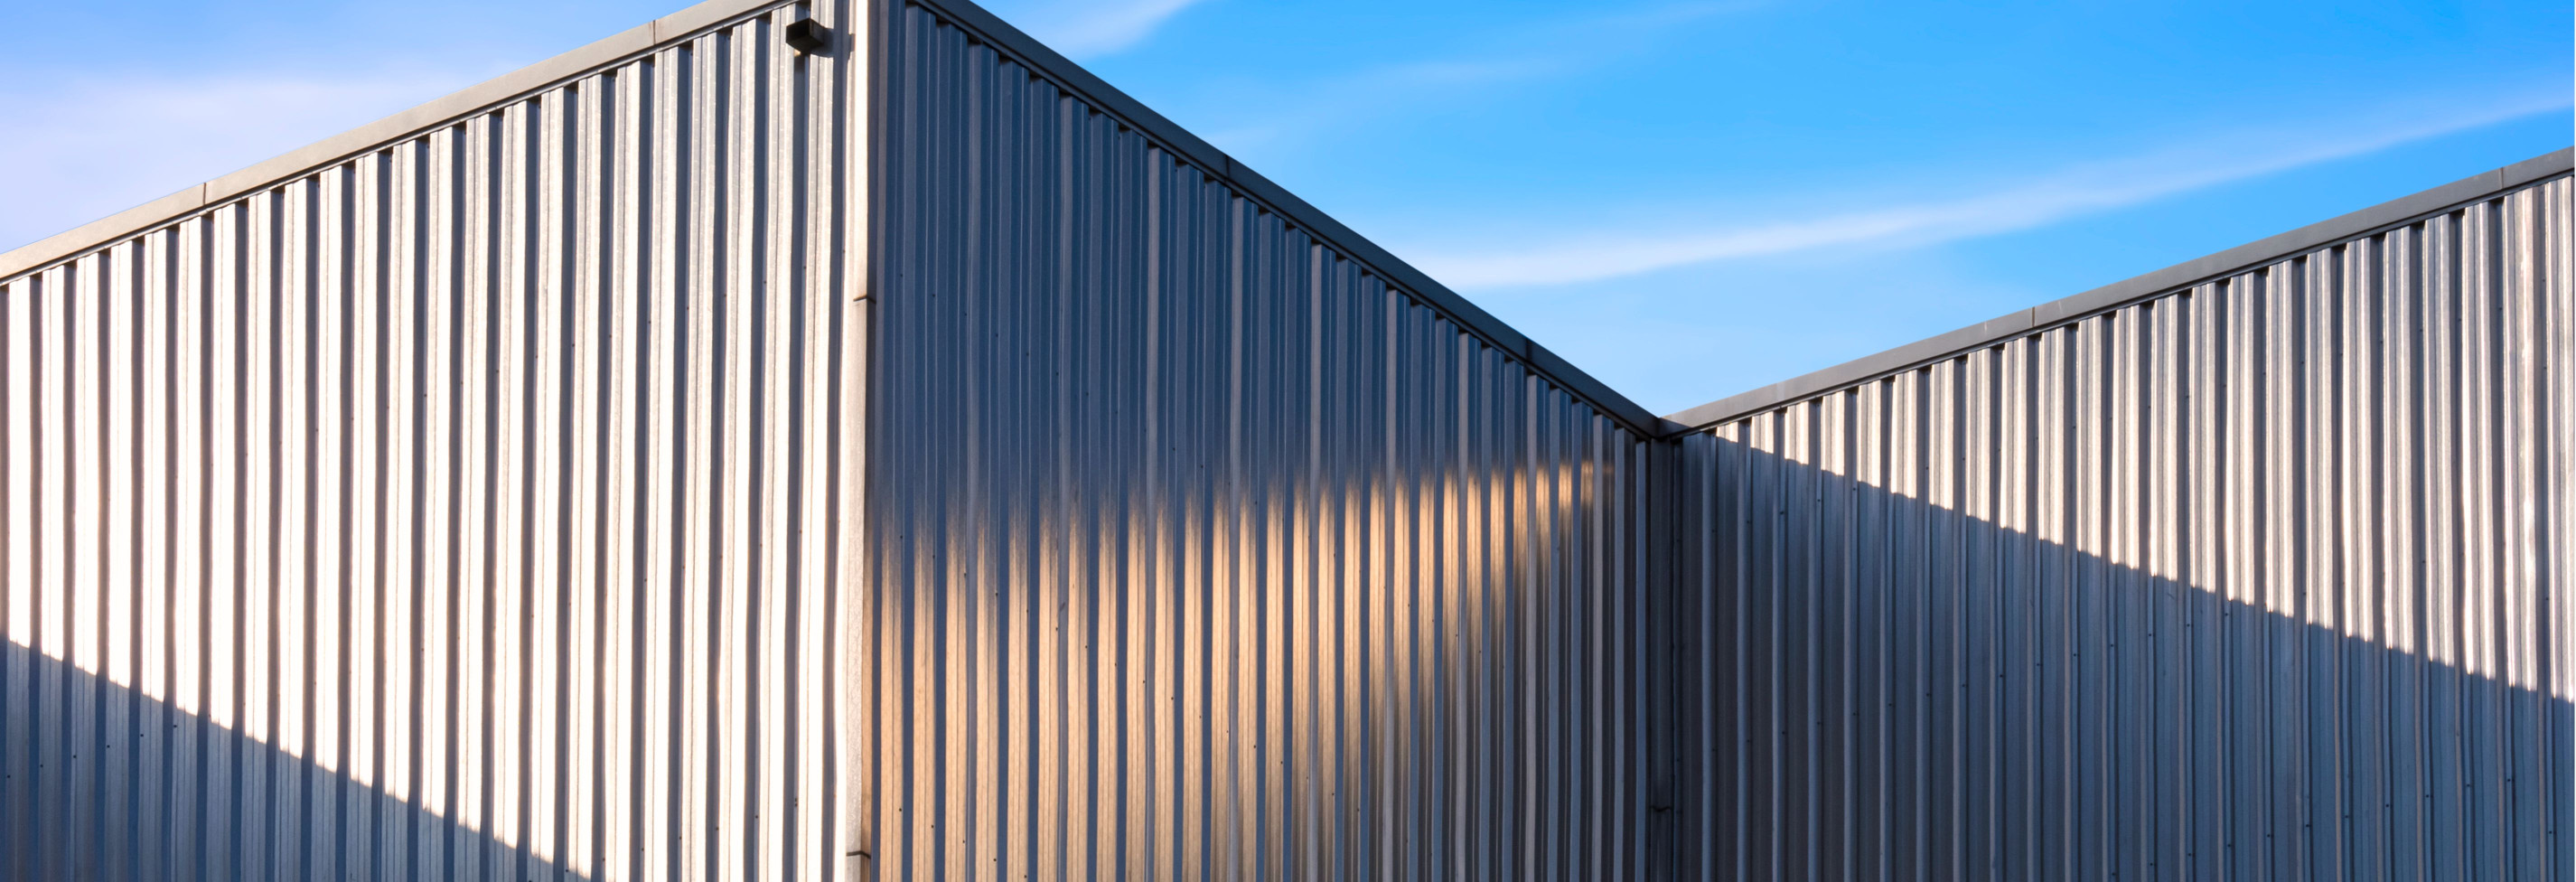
[[785, 18, 830, 54]]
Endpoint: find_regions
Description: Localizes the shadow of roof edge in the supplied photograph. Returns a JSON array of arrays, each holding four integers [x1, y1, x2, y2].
[[1663, 146, 2576, 433]]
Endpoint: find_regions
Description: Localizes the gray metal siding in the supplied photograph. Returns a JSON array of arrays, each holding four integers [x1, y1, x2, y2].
[[1671, 173, 2575, 881], [859, 2, 1659, 877], [0, 2, 867, 879], [3, 2, 2564, 881]]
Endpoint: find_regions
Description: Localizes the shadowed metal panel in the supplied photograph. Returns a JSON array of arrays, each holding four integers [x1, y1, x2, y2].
[[0, 3, 866, 879], [1671, 172, 2574, 882], [859, 2, 1659, 878]]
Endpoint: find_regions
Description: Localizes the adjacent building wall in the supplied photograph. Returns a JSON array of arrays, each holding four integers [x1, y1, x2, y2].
[[1665, 167, 2573, 881], [858, 2, 1666, 878], [0, 2, 868, 879]]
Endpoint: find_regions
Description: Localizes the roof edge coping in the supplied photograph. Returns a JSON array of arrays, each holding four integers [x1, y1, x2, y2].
[[0, 0, 800, 281], [901, 0, 1663, 435], [2, 0, 1665, 437], [1663, 146, 2576, 433]]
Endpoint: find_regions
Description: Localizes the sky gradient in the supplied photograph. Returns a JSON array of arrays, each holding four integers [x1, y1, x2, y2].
[[3, 0, 2568, 414]]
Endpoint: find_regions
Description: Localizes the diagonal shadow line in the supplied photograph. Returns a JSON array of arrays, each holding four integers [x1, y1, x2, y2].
[[0, 640, 594, 882], [1653, 433, 2571, 882]]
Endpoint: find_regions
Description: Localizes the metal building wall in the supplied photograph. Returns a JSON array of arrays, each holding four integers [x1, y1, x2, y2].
[[0, 1, 867, 879], [858, 2, 1665, 878], [1668, 172, 2574, 881]]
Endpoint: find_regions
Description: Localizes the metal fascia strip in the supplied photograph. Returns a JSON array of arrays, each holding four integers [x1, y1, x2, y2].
[[1661, 146, 2576, 433], [895, 0, 1666, 436], [0, 0, 798, 281]]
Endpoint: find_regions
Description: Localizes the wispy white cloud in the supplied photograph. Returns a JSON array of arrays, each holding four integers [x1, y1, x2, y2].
[[1409, 88, 2573, 289], [0, 70, 474, 252], [987, 0, 1211, 59], [1204, 56, 1557, 149], [1202, 0, 1764, 151]]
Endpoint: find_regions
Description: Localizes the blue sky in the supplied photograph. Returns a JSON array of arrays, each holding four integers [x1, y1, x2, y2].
[[3, 0, 2567, 414]]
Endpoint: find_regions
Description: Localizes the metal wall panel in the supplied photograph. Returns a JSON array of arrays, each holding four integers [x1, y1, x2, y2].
[[7, 5, 2562, 882], [1668, 173, 2575, 881], [859, 2, 1663, 878], [0, 2, 868, 879]]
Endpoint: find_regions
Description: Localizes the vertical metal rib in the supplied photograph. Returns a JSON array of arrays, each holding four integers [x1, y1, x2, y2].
[[1672, 174, 2573, 882], [0, 3, 863, 879], [862, 3, 1656, 877]]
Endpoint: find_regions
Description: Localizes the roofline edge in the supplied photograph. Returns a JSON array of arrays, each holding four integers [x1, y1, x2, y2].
[[1, 0, 1667, 437], [896, 0, 1666, 436], [1662, 146, 2576, 434], [0, 0, 799, 282]]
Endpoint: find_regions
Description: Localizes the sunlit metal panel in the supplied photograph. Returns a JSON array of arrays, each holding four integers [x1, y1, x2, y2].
[[0, 2, 867, 879]]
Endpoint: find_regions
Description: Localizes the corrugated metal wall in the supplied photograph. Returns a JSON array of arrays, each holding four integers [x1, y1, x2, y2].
[[6, 2, 2564, 881], [859, 2, 1662, 878], [1668, 173, 2574, 881], [0, 2, 867, 879]]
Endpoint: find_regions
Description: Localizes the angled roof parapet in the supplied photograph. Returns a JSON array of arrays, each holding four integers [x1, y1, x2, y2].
[[5, 0, 2562, 443], [0, 0, 1665, 436], [876, 0, 1667, 434], [0, 0, 794, 280], [1663, 146, 2576, 433]]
